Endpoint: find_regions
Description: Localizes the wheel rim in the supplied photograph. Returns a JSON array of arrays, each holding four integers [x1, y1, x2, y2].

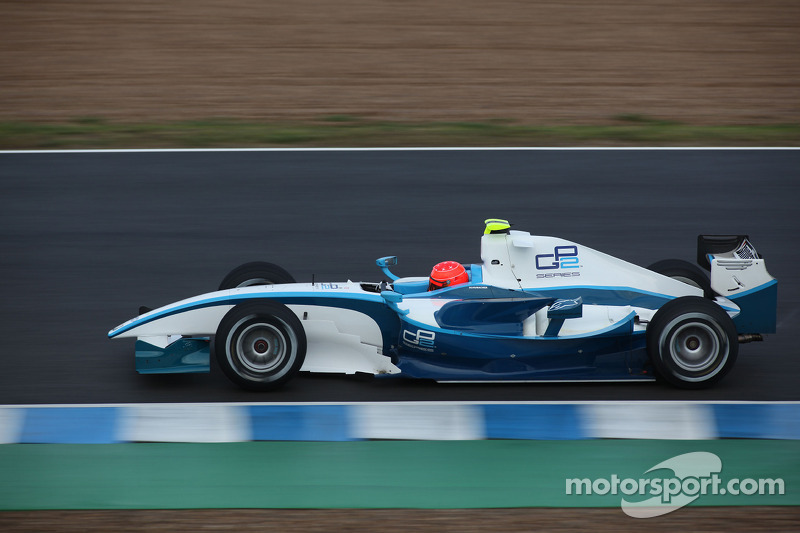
[[231, 321, 290, 374], [660, 314, 729, 377]]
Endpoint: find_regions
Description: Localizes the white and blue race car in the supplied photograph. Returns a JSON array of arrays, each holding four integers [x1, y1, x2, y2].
[[109, 219, 777, 390]]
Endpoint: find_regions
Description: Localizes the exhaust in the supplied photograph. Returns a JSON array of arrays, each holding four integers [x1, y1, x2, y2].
[[738, 334, 763, 343]]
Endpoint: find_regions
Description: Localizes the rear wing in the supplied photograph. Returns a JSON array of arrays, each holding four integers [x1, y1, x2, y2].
[[698, 235, 776, 334], [697, 235, 757, 270]]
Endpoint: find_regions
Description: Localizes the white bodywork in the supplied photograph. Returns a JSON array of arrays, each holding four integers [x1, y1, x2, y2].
[[109, 284, 401, 375], [288, 304, 399, 374], [481, 231, 704, 297]]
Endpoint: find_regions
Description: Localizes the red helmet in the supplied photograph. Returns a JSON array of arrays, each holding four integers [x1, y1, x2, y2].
[[428, 261, 469, 291]]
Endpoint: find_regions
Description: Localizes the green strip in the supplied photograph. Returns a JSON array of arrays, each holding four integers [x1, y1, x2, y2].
[[1, 118, 799, 149], [1, 440, 798, 510]]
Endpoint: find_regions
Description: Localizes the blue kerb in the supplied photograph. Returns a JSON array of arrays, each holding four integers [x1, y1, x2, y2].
[[20, 407, 120, 444], [713, 404, 800, 440], [482, 404, 588, 440], [248, 405, 354, 441], [4, 403, 799, 443]]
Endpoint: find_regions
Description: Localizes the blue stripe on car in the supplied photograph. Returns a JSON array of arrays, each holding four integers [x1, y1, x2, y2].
[[109, 291, 386, 338], [522, 285, 677, 309], [399, 309, 640, 340]]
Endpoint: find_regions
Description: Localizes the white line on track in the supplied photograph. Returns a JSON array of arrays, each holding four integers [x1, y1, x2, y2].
[[1, 147, 798, 154]]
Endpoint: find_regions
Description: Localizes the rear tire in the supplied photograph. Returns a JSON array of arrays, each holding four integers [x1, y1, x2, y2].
[[214, 302, 306, 391], [218, 262, 295, 290], [647, 259, 713, 297], [646, 296, 737, 389]]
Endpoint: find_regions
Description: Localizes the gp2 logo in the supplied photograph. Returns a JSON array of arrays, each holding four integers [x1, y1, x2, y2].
[[402, 329, 436, 350], [535, 245, 580, 270]]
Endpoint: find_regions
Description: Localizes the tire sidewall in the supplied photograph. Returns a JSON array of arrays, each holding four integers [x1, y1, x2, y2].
[[215, 302, 306, 391], [647, 296, 738, 388], [647, 259, 713, 298]]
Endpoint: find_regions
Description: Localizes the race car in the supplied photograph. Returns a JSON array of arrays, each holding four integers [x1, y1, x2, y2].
[[108, 219, 777, 390]]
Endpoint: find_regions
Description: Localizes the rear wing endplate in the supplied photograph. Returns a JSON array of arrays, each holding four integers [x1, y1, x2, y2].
[[697, 235, 757, 270]]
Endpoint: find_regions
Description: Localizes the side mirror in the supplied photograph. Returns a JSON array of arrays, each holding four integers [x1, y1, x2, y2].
[[376, 256, 400, 281], [376, 256, 398, 268]]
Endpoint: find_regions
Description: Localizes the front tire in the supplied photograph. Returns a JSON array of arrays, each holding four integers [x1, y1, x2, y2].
[[218, 262, 296, 290], [646, 296, 737, 389], [214, 302, 306, 391]]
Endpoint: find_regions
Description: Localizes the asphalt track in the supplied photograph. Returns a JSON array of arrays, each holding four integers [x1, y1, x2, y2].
[[1, 149, 798, 404]]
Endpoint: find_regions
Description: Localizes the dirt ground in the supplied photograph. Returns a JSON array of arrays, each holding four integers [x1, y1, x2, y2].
[[1, 0, 798, 125], [2, 508, 800, 532]]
